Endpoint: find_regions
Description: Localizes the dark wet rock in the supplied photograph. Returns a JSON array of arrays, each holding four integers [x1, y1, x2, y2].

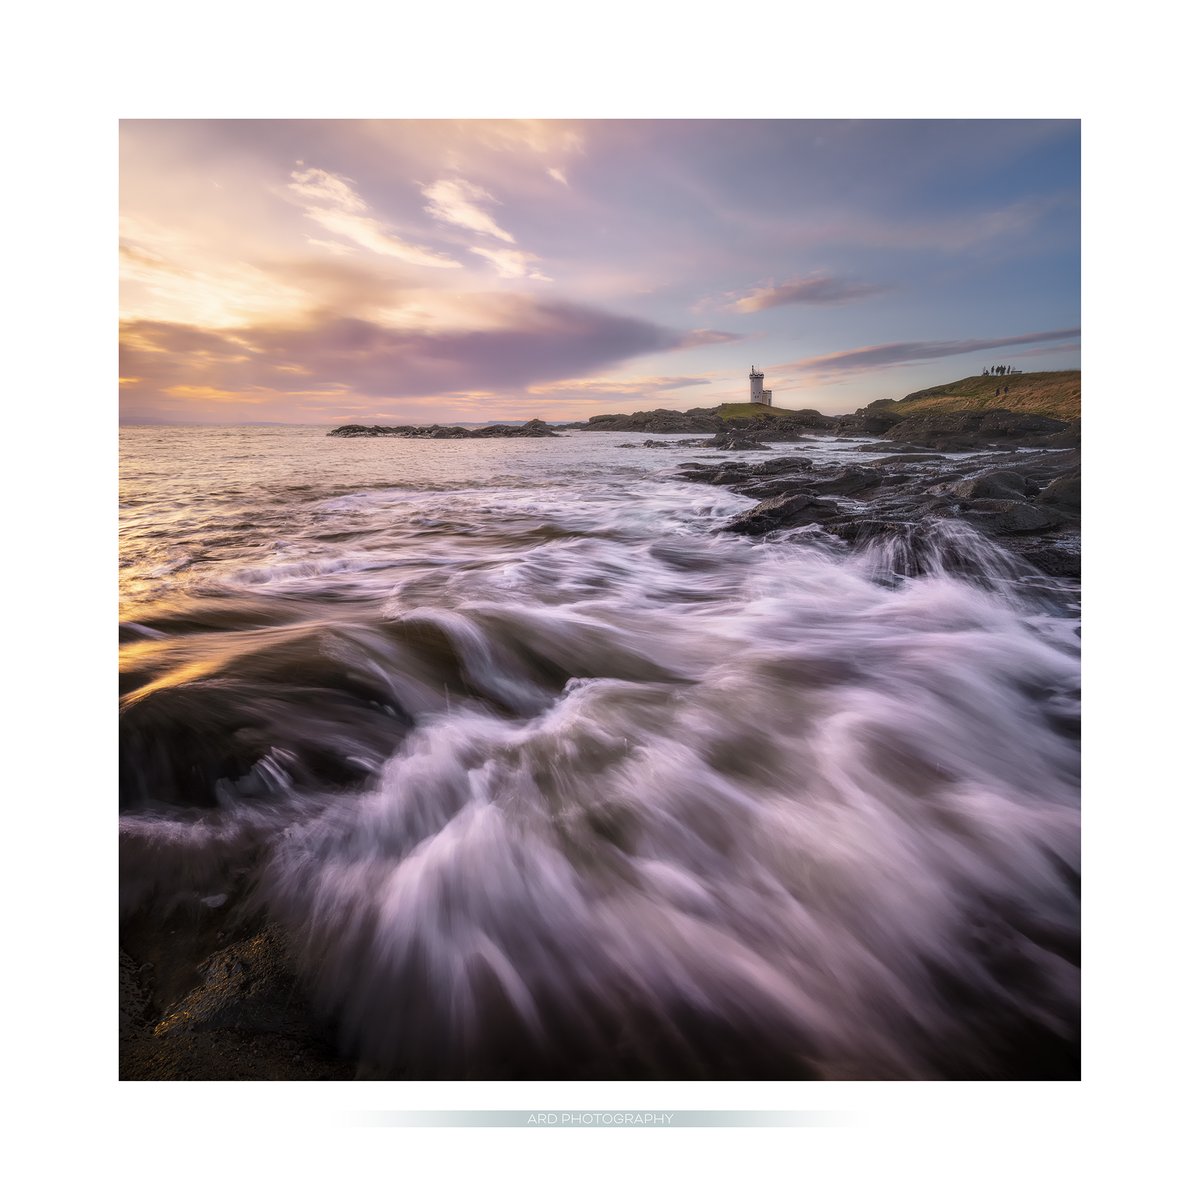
[[950, 470, 1029, 502], [1011, 539, 1081, 580], [578, 409, 723, 434], [1020, 451, 1081, 483], [711, 469, 752, 485], [121, 950, 152, 1039], [978, 412, 1070, 438], [119, 666, 409, 810], [120, 924, 356, 1081], [958, 499, 1066, 535], [883, 409, 1076, 451], [619, 438, 720, 449], [736, 478, 816, 499], [677, 460, 754, 486], [869, 453, 948, 466], [667, 415, 1083, 585], [153, 927, 316, 1041], [706, 431, 770, 451], [1039, 471, 1081, 512], [722, 492, 839, 535], [836, 400, 904, 435], [749, 456, 814, 475], [329, 419, 560, 439], [814, 467, 885, 496], [823, 518, 912, 545]]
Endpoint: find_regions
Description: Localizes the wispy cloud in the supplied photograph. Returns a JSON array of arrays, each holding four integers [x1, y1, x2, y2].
[[729, 274, 887, 313], [547, 167, 569, 187], [780, 327, 1082, 379], [288, 167, 461, 268], [422, 178, 515, 243], [469, 246, 551, 281], [678, 328, 741, 348], [527, 374, 710, 400]]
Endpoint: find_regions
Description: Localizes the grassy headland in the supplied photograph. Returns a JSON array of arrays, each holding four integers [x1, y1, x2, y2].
[[884, 371, 1081, 422]]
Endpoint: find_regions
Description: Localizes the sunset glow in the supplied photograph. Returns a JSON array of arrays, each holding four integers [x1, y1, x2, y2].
[[120, 120, 1080, 424]]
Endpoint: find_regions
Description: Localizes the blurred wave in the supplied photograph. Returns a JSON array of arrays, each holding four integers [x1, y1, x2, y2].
[[119, 426, 1079, 1078]]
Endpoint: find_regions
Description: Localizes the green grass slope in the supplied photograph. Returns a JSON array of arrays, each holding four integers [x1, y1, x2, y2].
[[890, 371, 1081, 422], [711, 402, 807, 419]]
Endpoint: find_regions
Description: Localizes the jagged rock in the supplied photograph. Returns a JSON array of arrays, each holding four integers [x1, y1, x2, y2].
[[722, 492, 839, 535]]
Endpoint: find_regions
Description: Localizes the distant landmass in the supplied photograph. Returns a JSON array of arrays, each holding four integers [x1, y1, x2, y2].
[[564, 371, 1081, 450], [326, 371, 1080, 452]]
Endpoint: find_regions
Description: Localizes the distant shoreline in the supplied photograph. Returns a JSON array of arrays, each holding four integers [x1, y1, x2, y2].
[[324, 371, 1081, 452]]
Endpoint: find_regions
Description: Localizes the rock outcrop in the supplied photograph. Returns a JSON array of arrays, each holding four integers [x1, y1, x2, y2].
[[329, 419, 560, 439], [679, 448, 1082, 580]]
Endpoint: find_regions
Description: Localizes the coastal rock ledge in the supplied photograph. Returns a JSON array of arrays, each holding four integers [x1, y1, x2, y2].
[[328, 419, 560, 439]]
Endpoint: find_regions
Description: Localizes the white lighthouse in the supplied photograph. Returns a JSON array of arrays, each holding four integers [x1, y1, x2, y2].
[[749, 365, 773, 406]]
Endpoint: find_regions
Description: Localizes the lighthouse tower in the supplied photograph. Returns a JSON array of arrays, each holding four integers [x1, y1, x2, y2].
[[749, 365, 773, 406]]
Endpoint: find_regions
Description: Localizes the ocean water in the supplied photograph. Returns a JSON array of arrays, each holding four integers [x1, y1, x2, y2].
[[119, 425, 1080, 1079]]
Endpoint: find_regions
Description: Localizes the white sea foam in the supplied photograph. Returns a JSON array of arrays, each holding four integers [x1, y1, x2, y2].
[[119, 426, 1080, 1077]]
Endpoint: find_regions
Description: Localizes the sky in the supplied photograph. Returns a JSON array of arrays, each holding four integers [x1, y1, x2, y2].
[[119, 119, 1080, 424]]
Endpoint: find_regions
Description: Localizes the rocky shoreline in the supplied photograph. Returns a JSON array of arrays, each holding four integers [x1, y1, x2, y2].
[[569, 402, 1078, 452], [670, 443, 1081, 580], [120, 876, 355, 1080], [328, 418, 559, 439]]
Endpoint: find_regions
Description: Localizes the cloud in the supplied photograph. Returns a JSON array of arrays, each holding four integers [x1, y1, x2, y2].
[[729, 274, 887, 313], [288, 167, 366, 212], [469, 245, 551, 281], [288, 167, 461, 268], [471, 121, 585, 158], [547, 167, 569, 186], [779, 327, 1082, 379], [526, 375, 710, 401], [120, 299, 703, 421], [422, 178, 515, 243], [678, 328, 741, 348], [120, 226, 314, 327]]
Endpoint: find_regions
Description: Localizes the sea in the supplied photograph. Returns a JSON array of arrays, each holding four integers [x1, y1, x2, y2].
[[119, 424, 1080, 1079]]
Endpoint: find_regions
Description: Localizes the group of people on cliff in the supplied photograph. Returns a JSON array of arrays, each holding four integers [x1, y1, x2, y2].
[[983, 365, 1017, 376]]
